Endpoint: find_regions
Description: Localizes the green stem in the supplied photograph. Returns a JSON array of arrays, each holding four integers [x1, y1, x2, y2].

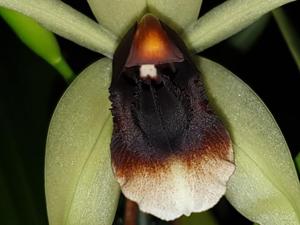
[[273, 8, 300, 72], [296, 152, 300, 174]]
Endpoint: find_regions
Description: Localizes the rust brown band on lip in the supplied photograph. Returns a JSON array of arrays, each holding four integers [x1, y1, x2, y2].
[[109, 13, 235, 221], [111, 135, 234, 221], [112, 119, 233, 180]]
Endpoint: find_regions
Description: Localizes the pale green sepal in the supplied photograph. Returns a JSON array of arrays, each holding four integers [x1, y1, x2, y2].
[[228, 145, 299, 225], [0, 0, 118, 58], [87, 0, 202, 36], [183, 0, 295, 53], [0, 7, 74, 82], [273, 8, 300, 72], [87, 0, 147, 37], [195, 57, 300, 225], [147, 0, 202, 32], [45, 58, 119, 225]]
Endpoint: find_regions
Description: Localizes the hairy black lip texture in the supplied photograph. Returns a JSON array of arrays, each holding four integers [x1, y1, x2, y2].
[[109, 14, 231, 179]]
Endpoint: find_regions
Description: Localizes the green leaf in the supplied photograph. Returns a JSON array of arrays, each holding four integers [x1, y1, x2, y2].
[[296, 153, 300, 174], [178, 211, 219, 225], [0, 0, 117, 58], [87, 0, 147, 37], [0, 169, 19, 225], [147, 0, 202, 32], [0, 7, 74, 82], [195, 57, 300, 225], [183, 0, 295, 54], [45, 58, 119, 225], [227, 14, 271, 53], [273, 8, 300, 72]]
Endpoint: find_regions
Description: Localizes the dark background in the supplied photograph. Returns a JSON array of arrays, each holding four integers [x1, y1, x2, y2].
[[0, 0, 299, 224]]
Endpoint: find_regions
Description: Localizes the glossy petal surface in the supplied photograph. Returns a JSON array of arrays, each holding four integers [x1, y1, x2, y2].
[[45, 58, 119, 225]]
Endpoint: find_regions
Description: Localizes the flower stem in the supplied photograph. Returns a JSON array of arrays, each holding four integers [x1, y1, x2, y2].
[[125, 199, 138, 225], [273, 7, 300, 72], [296, 152, 300, 174]]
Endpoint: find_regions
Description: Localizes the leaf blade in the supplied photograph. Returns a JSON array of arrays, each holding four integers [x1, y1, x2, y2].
[[178, 211, 219, 225], [273, 7, 300, 72], [227, 14, 271, 53], [296, 153, 300, 174]]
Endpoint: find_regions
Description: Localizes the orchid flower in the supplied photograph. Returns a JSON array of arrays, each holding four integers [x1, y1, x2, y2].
[[0, 0, 299, 225]]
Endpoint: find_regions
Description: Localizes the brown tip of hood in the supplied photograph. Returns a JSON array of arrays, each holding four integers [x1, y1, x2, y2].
[[125, 14, 184, 67]]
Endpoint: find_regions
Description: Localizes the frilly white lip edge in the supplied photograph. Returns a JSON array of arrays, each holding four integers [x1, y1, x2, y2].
[[115, 148, 235, 221]]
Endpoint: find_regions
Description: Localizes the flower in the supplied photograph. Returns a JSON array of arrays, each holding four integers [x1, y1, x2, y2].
[[1, 0, 299, 225], [109, 14, 235, 220]]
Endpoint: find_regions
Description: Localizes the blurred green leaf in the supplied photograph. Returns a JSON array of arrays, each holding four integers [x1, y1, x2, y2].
[[273, 8, 300, 72], [0, 0, 117, 58], [0, 108, 41, 225], [195, 57, 300, 225], [178, 211, 219, 225], [0, 7, 74, 82], [227, 14, 271, 53], [0, 31, 58, 225], [183, 0, 295, 53], [0, 165, 20, 225], [296, 153, 300, 174], [45, 58, 119, 225]]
